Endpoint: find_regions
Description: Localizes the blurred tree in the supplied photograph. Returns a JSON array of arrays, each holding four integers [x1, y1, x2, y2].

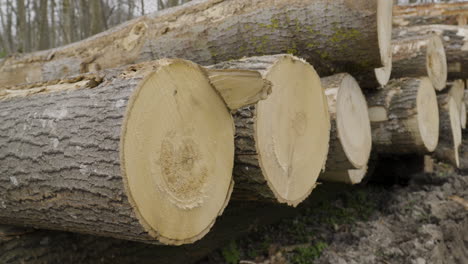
[[0, 0, 194, 56]]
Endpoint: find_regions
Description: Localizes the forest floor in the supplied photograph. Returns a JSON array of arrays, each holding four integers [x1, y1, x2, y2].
[[199, 162, 468, 264]]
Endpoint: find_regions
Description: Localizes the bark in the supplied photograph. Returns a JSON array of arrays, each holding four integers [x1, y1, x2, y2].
[[5, 0, 13, 52], [0, 0, 11, 53], [393, 2, 468, 28], [367, 77, 439, 155], [61, 0, 75, 44], [0, 0, 392, 87], [16, 0, 28, 52], [91, 0, 104, 35], [38, 0, 49, 50], [79, 0, 91, 39], [0, 183, 350, 264], [393, 25, 468, 80], [391, 33, 447, 91], [0, 59, 234, 245], [50, 0, 56, 48], [209, 55, 330, 206]]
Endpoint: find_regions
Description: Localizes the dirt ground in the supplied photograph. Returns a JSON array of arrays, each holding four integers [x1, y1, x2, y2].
[[199, 162, 468, 264]]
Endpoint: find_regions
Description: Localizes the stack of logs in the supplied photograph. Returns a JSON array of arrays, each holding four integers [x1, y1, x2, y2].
[[0, 0, 466, 263]]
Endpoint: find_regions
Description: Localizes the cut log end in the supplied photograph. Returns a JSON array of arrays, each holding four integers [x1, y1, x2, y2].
[[319, 73, 370, 184], [426, 35, 448, 91], [435, 94, 462, 168], [376, 0, 394, 86], [335, 75, 372, 168], [448, 97, 462, 168], [417, 78, 440, 152], [255, 55, 330, 206], [121, 59, 234, 245], [461, 102, 466, 129], [449, 80, 466, 131]]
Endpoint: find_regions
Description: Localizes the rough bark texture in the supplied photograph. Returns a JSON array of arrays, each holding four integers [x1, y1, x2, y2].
[[393, 2, 468, 28], [367, 78, 432, 155], [393, 25, 468, 80], [391, 34, 446, 91], [0, 0, 389, 88], [0, 183, 350, 264], [392, 35, 429, 77], [232, 105, 276, 201], [0, 62, 193, 244], [0, 202, 296, 264]]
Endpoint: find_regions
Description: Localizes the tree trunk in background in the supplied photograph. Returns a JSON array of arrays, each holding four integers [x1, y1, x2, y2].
[[61, 0, 75, 44], [5, 0, 13, 52], [16, 0, 27, 52], [50, 0, 56, 48], [38, 0, 49, 50], [79, 0, 91, 39], [0, 0, 11, 53], [127, 0, 134, 20], [91, 0, 104, 35]]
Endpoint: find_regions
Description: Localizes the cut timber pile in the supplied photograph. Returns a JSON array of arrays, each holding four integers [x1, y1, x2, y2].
[[392, 33, 447, 90], [0, 0, 393, 88], [394, 25, 468, 80], [367, 77, 439, 155], [319, 73, 372, 185], [434, 93, 462, 168], [0, 59, 238, 245], [393, 2, 468, 27], [209, 55, 330, 206]]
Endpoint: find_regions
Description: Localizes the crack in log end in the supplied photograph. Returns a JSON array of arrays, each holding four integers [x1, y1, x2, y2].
[[158, 138, 208, 209]]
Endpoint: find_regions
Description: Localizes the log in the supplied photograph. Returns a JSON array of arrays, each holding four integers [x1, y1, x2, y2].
[[0, 201, 297, 264], [0, 0, 393, 88], [367, 77, 439, 155], [0, 183, 354, 264], [318, 73, 372, 184], [0, 59, 237, 245], [434, 94, 462, 168], [447, 79, 466, 130], [208, 55, 330, 206], [392, 34, 447, 91], [393, 2, 468, 28], [393, 25, 468, 80]]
